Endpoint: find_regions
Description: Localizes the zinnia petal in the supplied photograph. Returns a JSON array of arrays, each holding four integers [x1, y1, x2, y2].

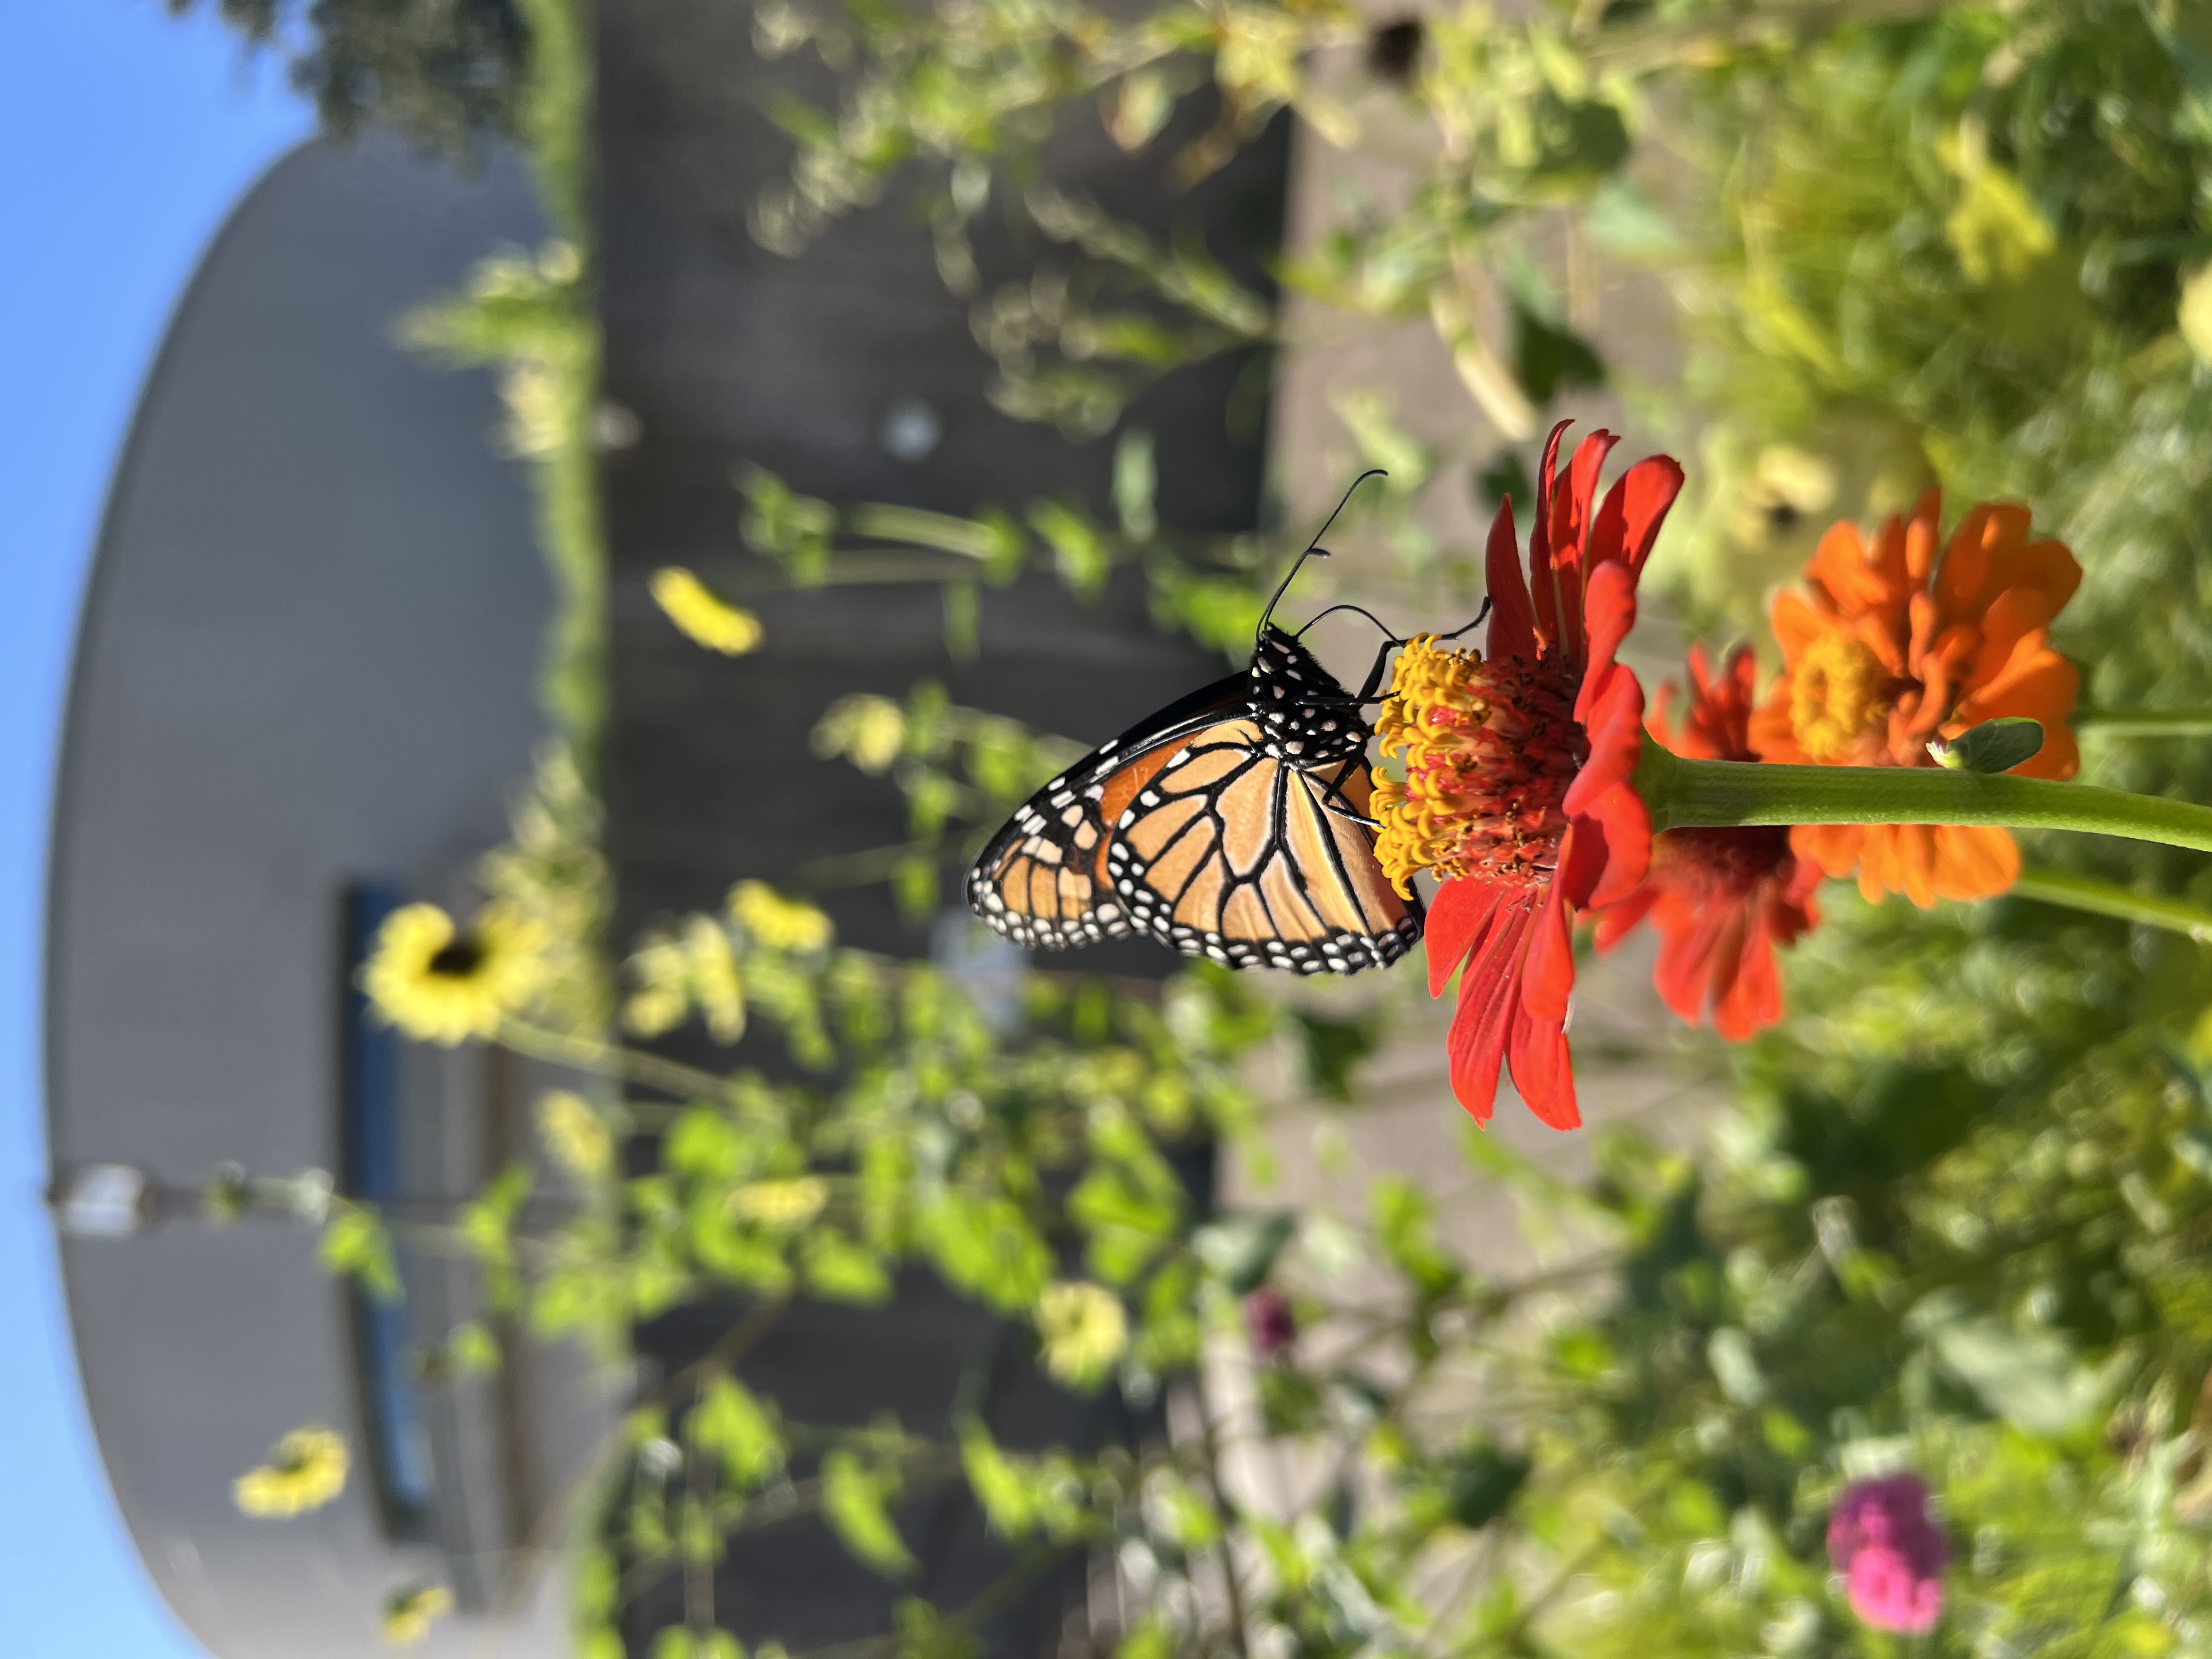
[[1756, 489, 2079, 905], [1506, 996, 1579, 1130], [1447, 897, 1536, 1124], [1424, 878, 1506, 999], [1483, 497, 1536, 662]]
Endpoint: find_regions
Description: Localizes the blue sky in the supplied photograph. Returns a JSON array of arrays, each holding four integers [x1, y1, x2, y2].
[[0, 3, 308, 1645]]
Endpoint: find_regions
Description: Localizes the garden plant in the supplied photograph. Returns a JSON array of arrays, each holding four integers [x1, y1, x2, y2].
[[198, 0, 2212, 1654]]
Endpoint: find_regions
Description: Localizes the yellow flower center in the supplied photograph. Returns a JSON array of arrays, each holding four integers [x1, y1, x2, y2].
[[1789, 632, 1892, 761], [1369, 636, 1583, 897]]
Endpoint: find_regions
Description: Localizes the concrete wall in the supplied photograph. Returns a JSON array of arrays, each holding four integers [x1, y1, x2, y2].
[[47, 134, 601, 1656]]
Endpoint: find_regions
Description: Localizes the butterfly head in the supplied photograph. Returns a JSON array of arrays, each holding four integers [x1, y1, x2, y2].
[[1249, 625, 1372, 768]]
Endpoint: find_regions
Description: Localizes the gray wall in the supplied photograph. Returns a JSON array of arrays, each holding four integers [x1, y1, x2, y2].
[[48, 136, 595, 1656]]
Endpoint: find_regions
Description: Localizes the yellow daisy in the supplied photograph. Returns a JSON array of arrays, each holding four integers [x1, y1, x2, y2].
[[362, 902, 546, 1045], [381, 1584, 454, 1647], [1035, 1282, 1127, 1389], [728, 882, 833, 954], [233, 1426, 349, 1517], [652, 566, 764, 656]]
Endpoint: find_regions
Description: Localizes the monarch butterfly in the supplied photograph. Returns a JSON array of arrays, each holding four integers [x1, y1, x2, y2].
[[967, 476, 1466, 976]]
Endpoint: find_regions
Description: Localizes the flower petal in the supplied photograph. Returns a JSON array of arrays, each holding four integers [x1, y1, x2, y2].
[[1447, 896, 1536, 1124], [1588, 453, 1685, 577], [1770, 591, 1827, 663], [1555, 429, 1619, 665], [1527, 422, 1572, 657], [1590, 883, 1659, 952], [1711, 903, 1782, 1042], [1518, 855, 1578, 1026], [1565, 661, 1645, 814], [1651, 889, 1729, 1026], [1567, 778, 1654, 909], [1929, 823, 2019, 900], [1483, 495, 1537, 662], [1424, 878, 1506, 998], [1574, 560, 1639, 724], [1506, 997, 1580, 1130]]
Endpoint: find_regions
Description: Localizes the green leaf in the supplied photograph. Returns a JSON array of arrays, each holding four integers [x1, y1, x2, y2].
[[1923, 1310, 2109, 1434], [1191, 1212, 1296, 1295], [803, 1230, 894, 1305], [1509, 297, 1605, 404], [319, 1203, 401, 1302], [895, 1599, 978, 1659], [690, 1375, 786, 1489], [1524, 92, 1629, 190], [916, 1190, 1052, 1314], [943, 582, 979, 662], [1029, 499, 1114, 600], [1370, 1176, 1461, 1298], [1440, 1438, 1531, 1531], [822, 1449, 916, 1577], [1934, 718, 2044, 774], [1292, 1010, 1379, 1103], [1113, 428, 1158, 541], [665, 1108, 746, 1180]]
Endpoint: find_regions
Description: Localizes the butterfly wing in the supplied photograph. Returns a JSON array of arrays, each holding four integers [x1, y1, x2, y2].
[[967, 674, 1250, 951], [1105, 721, 1423, 974]]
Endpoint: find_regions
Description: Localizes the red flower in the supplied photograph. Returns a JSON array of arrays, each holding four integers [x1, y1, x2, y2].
[[1372, 423, 1683, 1128], [1592, 646, 1822, 1041]]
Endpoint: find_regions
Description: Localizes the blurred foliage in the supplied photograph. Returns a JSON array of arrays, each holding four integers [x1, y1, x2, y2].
[[735, 429, 1286, 661], [399, 0, 604, 751], [808, 682, 1085, 917], [175, 0, 530, 162]]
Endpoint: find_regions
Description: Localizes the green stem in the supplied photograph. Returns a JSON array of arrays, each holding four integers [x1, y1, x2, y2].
[[1635, 738, 2212, 855], [2008, 870, 2212, 943], [2078, 710, 2212, 737]]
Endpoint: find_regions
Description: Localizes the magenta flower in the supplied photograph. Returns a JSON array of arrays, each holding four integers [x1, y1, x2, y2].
[[1827, 1474, 1950, 1635], [1244, 1288, 1296, 1359]]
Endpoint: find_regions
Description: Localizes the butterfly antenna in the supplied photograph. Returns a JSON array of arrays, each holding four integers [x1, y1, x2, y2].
[[1431, 595, 1494, 644], [1256, 469, 1387, 640], [1291, 602, 1400, 642]]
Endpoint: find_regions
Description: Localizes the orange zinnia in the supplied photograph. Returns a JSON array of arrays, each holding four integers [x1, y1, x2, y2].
[[1747, 492, 2080, 906]]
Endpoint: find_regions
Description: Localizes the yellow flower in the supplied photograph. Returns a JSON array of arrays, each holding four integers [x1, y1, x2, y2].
[[652, 566, 764, 656], [362, 902, 546, 1045], [1035, 1282, 1127, 1389], [233, 1426, 349, 1517], [729, 882, 833, 954], [811, 693, 908, 775], [619, 918, 745, 1042], [381, 1585, 454, 1647], [685, 915, 746, 1041], [727, 1176, 830, 1231], [537, 1090, 614, 1181]]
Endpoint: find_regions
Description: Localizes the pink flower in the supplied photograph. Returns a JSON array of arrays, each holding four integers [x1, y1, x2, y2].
[[1244, 1288, 1296, 1359], [1827, 1474, 1949, 1635]]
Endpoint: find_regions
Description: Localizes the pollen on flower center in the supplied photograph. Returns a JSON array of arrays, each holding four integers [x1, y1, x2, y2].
[[1789, 631, 1892, 761], [1371, 636, 1585, 896]]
